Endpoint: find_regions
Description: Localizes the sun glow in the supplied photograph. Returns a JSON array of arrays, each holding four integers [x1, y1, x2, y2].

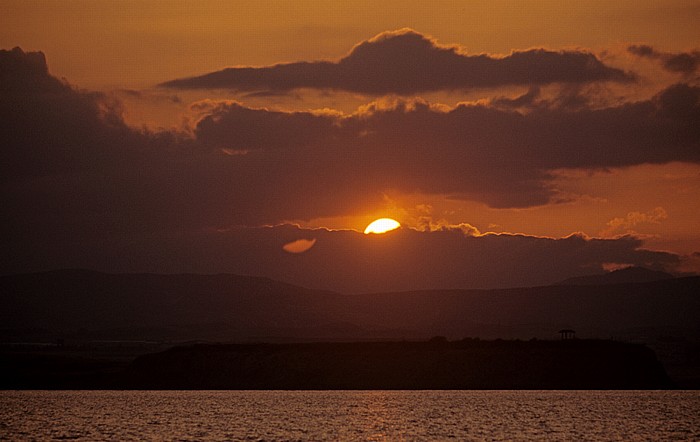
[[364, 218, 401, 234]]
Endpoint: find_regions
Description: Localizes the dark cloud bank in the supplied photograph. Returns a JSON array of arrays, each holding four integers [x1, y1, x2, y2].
[[1, 47, 699, 290], [161, 29, 633, 94]]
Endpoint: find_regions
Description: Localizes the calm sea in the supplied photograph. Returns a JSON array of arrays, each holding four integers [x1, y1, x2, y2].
[[1, 391, 698, 440]]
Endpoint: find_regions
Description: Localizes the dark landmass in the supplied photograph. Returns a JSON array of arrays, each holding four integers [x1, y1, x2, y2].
[[0, 347, 130, 389], [0, 339, 672, 389], [124, 340, 673, 390], [1, 270, 699, 387], [555, 266, 675, 286], [2, 270, 698, 342]]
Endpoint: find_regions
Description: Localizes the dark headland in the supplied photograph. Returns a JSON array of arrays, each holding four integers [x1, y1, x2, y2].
[[1, 339, 672, 390], [121, 339, 672, 390]]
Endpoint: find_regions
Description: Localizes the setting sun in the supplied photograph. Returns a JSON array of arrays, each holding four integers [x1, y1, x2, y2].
[[2, 2, 699, 438], [364, 218, 401, 234]]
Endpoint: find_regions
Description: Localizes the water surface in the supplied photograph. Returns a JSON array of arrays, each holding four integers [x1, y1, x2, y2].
[[1, 390, 698, 440]]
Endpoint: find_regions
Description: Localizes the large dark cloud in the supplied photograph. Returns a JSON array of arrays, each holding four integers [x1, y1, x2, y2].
[[163, 226, 680, 292], [0, 222, 682, 293], [628, 44, 700, 75], [192, 82, 700, 209], [161, 29, 633, 94], [3, 48, 700, 221], [1, 48, 698, 285]]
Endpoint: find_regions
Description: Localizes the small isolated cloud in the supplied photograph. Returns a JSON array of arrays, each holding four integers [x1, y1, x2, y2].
[[282, 238, 317, 254], [415, 216, 481, 236], [602, 262, 635, 272], [628, 44, 700, 75], [161, 29, 633, 95], [601, 207, 668, 237]]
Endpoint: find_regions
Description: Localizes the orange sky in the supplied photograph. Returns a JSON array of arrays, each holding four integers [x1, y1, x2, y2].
[[1, 1, 699, 286], [3, 1, 699, 89]]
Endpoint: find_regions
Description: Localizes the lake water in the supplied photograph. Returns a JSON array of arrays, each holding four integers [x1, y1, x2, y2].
[[1, 391, 698, 440]]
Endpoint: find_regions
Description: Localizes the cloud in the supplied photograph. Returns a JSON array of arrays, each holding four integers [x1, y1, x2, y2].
[[209, 227, 682, 292], [0, 47, 62, 94], [160, 29, 633, 94], [492, 86, 542, 108], [282, 238, 316, 253], [601, 207, 668, 237], [1, 47, 698, 286], [628, 44, 700, 75], [3, 48, 699, 228], [2, 222, 684, 292], [676, 252, 700, 275], [191, 83, 700, 211]]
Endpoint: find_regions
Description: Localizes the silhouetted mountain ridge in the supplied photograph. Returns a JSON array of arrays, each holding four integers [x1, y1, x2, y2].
[[0, 269, 341, 335], [2, 269, 699, 342], [555, 266, 675, 286]]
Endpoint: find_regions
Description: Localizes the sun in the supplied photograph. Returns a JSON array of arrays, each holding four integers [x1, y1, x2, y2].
[[364, 218, 401, 234]]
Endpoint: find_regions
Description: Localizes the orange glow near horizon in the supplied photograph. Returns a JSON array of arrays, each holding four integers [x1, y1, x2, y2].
[[364, 218, 401, 234]]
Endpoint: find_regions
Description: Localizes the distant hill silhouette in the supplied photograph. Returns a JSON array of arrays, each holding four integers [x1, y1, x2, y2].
[[555, 266, 674, 286], [1, 269, 699, 343], [0, 269, 342, 341]]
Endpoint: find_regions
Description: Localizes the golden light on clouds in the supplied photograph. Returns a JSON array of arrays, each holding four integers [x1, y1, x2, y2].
[[364, 218, 401, 234]]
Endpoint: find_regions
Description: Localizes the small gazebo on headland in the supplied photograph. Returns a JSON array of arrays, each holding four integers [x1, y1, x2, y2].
[[558, 329, 576, 340]]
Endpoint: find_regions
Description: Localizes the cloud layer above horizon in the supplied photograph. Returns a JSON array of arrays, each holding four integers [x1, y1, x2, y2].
[[1, 28, 699, 289]]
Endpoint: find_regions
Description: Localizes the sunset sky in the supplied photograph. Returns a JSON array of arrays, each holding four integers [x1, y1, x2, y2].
[[1, 1, 699, 292]]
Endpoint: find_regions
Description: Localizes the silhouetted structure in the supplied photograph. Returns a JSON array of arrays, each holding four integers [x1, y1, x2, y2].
[[559, 329, 576, 340]]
